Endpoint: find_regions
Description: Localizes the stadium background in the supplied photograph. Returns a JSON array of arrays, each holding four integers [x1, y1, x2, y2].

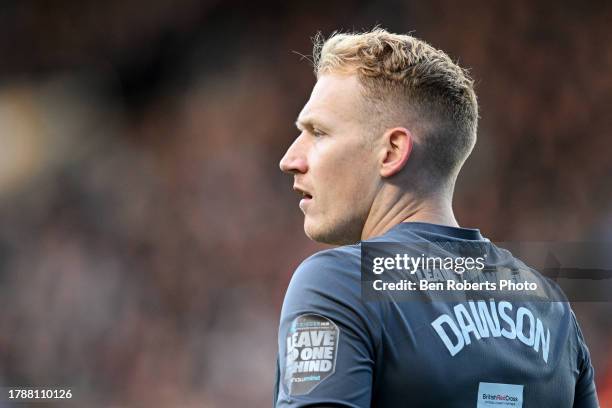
[[0, 0, 610, 406]]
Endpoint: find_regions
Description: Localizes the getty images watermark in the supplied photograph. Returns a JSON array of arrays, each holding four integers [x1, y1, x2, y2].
[[361, 242, 612, 302], [371, 252, 537, 292]]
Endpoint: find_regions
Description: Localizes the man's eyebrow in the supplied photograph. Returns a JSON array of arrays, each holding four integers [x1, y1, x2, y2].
[[295, 116, 327, 131], [295, 119, 313, 130]]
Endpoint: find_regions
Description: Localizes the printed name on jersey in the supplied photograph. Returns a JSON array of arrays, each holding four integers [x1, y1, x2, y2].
[[284, 314, 339, 396], [431, 300, 550, 362]]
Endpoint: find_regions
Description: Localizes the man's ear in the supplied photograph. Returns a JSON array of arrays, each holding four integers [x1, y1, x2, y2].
[[380, 127, 413, 178]]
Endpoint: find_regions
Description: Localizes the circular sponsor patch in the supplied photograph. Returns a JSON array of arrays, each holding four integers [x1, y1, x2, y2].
[[284, 313, 339, 396]]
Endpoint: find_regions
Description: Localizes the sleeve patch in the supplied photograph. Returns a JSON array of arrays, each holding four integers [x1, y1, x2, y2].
[[284, 313, 339, 396]]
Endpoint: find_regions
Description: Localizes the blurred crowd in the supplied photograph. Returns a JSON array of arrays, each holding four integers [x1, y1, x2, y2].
[[0, 0, 610, 406]]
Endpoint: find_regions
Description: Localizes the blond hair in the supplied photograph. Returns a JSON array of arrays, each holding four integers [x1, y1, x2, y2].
[[313, 28, 478, 186]]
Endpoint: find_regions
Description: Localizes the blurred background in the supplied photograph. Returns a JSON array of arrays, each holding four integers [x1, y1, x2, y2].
[[0, 0, 610, 406]]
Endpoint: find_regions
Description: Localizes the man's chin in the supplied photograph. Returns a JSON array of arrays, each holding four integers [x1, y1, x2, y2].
[[303, 219, 361, 246]]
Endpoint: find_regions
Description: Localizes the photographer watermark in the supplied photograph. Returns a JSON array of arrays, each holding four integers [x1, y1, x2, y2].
[[361, 241, 612, 302]]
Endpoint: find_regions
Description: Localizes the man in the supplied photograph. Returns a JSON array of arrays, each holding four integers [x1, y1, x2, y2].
[[275, 28, 598, 407]]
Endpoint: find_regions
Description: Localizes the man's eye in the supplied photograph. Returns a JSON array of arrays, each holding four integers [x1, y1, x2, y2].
[[312, 129, 325, 137]]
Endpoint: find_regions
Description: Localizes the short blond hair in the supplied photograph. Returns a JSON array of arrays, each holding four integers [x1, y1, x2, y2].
[[313, 28, 478, 186]]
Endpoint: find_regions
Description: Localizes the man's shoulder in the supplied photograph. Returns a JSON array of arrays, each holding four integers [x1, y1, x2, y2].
[[303, 244, 361, 264], [293, 223, 427, 274], [281, 242, 382, 338], [282, 244, 364, 313], [291, 244, 362, 286]]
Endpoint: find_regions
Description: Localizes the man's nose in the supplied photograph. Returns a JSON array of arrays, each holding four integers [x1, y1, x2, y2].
[[279, 137, 308, 174]]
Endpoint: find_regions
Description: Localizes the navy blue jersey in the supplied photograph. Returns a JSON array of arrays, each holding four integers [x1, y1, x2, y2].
[[274, 222, 598, 407]]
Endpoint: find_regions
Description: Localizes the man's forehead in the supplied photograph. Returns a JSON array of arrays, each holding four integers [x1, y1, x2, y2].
[[296, 74, 364, 127]]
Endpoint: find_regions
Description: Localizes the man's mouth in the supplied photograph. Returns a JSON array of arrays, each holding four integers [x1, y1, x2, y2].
[[293, 185, 313, 210], [293, 185, 312, 199]]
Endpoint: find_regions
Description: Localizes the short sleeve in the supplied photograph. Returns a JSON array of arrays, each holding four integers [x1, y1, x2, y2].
[[275, 250, 380, 408], [571, 311, 599, 408]]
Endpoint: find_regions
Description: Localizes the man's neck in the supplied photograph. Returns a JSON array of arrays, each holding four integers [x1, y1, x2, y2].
[[361, 191, 458, 240]]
